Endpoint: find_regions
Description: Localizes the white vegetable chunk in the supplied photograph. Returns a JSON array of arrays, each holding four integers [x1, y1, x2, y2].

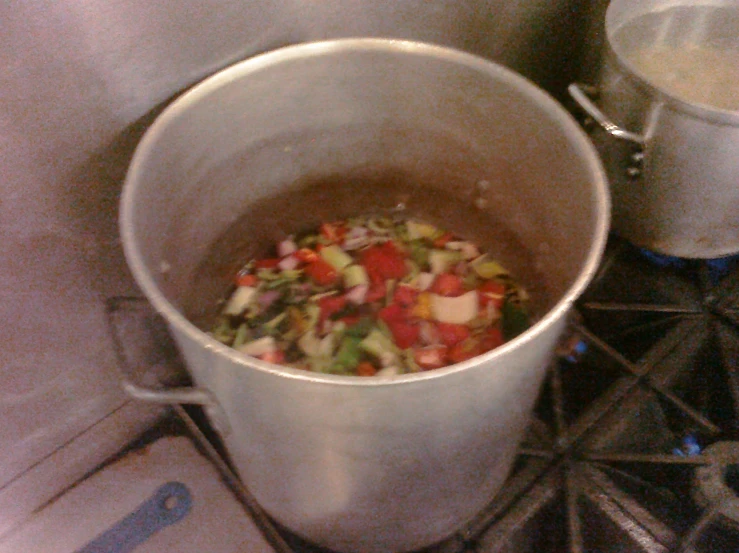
[[223, 286, 256, 316], [376, 366, 401, 377], [430, 291, 479, 324], [237, 336, 276, 356]]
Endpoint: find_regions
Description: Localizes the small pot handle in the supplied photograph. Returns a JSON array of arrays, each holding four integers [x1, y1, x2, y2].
[[568, 83, 645, 145], [106, 296, 231, 436]]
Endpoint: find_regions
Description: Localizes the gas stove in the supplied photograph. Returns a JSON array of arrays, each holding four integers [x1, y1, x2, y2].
[[8, 235, 738, 553]]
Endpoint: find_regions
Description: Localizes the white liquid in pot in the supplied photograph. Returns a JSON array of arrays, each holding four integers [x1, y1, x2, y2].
[[613, 5, 739, 111]]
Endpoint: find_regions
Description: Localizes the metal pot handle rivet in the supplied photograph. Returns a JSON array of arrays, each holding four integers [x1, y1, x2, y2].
[[568, 83, 645, 145]]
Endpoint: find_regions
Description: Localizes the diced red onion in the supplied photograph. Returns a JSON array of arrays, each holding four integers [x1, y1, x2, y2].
[[345, 284, 369, 304], [342, 227, 370, 250], [278, 254, 300, 271], [258, 290, 281, 309], [347, 226, 368, 239], [277, 238, 297, 258]]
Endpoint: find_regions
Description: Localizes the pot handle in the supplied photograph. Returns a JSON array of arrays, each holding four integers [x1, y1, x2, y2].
[[106, 296, 231, 436], [568, 84, 645, 145]]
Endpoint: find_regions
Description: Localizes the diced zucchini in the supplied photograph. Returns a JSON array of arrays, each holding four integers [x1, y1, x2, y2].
[[343, 264, 369, 288], [428, 249, 462, 274], [320, 245, 353, 270]]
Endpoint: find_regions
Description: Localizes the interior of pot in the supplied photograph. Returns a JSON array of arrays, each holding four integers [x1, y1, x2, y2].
[[607, 0, 739, 112], [122, 40, 607, 342]]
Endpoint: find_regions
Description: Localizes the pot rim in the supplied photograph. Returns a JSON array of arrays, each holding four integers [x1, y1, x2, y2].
[[120, 38, 610, 387], [605, 1, 739, 126]]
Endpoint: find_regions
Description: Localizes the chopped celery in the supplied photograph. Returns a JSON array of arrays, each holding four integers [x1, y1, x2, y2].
[[332, 336, 362, 373], [408, 239, 430, 268], [471, 255, 509, 279], [211, 318, 236, 345], [406, 220, 439, 239], [359, 328, 398, 359], [298, 234, 319, 248], [298, 330, 322, 357], [308, 355, 333, 373], [367, 217, 394, 234], [232, 324, 251, 348], [305, 303, 321, 330], [263, 312, 287, 335], [402, 349, 421, 373], [320, 245, 353, 270], [256, 268, 280, 280]]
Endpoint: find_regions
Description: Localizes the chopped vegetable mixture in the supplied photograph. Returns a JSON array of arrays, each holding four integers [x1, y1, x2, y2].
[[210, 216, 530, 376]]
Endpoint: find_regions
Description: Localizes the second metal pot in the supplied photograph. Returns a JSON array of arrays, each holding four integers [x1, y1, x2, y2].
[[571, 0, 739, 258]]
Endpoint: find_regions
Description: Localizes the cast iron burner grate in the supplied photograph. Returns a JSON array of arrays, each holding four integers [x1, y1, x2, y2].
[[107, 236, 739, 553]]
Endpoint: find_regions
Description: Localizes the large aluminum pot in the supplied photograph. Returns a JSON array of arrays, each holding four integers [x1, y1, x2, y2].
[[120, 39, 609, 552], [570, 0, 739, 258]]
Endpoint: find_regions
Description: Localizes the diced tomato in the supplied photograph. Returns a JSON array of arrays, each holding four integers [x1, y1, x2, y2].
[[393, 284, 418, 307], [387, 320, 420, 349], [433, 232, 454, 248], [357, 362, 378, 377], [436, 322, 471, 347], [235, 273, 258, 287], [339, 314, 362, 326], [478, 280, 506, 309], [320, 222, 348, 244], [378, 303, 405, 324], [361, 241, 407, 281], [479, 326, 505, 352], [254, 258, 281, 269], [259, 350, 285, 364], [317, 294, 347, 323], [414, 345, 448, 370], [304, 258, 339, 285], [430, 273, 465, 297], [365, 281, 386, 303], [295, 248, 318, 263], [447, 338, 481, 364]]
